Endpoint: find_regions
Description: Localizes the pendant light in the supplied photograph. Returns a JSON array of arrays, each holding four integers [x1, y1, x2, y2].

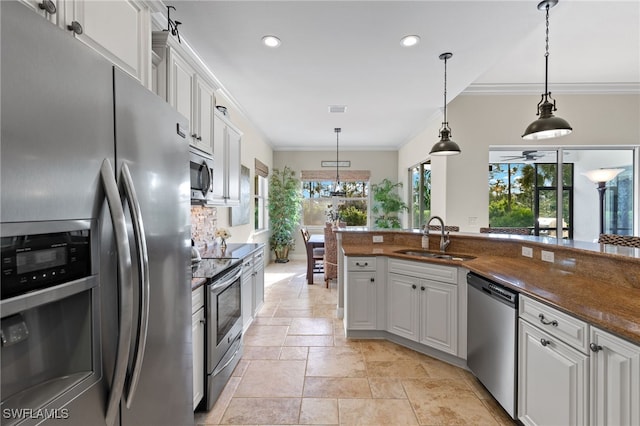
[[330, 128, 346, 197], [522, 0, 572, 140], [430, 52, 461, 156]]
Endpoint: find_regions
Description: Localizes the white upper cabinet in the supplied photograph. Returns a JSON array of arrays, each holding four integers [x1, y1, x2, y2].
[[211, 110, 241, 205], [193, 76, 215, 154], [19, 0, 151, 87]]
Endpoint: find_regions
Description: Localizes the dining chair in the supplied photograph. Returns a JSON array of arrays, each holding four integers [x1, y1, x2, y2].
[[301, 227, 324, 284], [598, 233, 640, 248], [323, 223, 338, 288]]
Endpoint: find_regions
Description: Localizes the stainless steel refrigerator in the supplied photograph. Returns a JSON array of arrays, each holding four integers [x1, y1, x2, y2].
[[1, 2, 193, 425]]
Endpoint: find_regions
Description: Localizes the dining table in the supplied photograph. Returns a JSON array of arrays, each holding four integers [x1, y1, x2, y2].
[[305, 233, 324, 284]]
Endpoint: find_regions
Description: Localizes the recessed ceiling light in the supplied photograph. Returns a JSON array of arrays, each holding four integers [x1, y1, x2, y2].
[[400, 35, 420, 47], [261, 35, 281, 48], [328, 105, 347, 113]]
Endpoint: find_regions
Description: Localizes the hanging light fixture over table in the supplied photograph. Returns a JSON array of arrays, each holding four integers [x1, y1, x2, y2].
[[522, 0, 572, 140], [330, 128, 346, 197], [430, 52, 461, 156]]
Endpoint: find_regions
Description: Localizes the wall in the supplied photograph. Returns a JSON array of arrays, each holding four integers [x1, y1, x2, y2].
[[274, 149, 398, 260], [398, 93, 640, 239], [192, 91, 273, 259]]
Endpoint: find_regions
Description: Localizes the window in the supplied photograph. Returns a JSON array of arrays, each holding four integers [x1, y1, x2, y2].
[[409, 161, 431, 229], [254, 159, 269, 232], [300, 170, 370, 226]]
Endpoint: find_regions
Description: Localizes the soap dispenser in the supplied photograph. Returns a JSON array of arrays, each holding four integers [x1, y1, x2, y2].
[[421, 227, 429, 249]]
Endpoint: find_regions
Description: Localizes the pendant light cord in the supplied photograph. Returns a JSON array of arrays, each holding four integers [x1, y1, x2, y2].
[[544, 3, 550, 100], [443, 55, 448, 126], [335, 128, 341, 186]]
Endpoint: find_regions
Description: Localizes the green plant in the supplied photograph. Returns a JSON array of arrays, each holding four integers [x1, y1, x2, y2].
[[371, 178, 408, 229], [268, 166, 302, 261]]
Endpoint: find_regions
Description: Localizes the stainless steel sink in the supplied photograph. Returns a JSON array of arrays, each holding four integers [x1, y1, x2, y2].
[[394, 249, 475, 261]]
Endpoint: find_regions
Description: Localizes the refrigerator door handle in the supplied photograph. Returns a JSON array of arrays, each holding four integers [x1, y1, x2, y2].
[[120, 163, 150, 408], [100, 159, 134, 426]]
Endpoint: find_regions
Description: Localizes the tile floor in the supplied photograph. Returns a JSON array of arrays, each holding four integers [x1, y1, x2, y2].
[[195, 260, 515, 425]]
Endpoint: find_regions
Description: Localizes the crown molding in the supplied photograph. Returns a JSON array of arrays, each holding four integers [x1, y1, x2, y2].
[[463, 82, 640, 95]]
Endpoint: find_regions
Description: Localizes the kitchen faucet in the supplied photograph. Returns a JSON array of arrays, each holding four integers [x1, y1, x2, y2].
[[423, 216, 451, 253]]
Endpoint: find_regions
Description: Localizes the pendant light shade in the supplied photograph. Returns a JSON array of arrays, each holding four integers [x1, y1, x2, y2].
[[522, 0, 572, 140], [330, 128, 346, 197], [430, 52, 461, 156]]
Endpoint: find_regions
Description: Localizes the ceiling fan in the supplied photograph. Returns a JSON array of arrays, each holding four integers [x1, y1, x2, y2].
[[499, 150, 545, 162]]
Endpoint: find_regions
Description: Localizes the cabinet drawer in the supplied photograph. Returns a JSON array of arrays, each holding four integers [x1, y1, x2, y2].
[[388, 258, 457, 284], [192, 285, 205, 312], [347, 256, 376, 271], [519, 294, 589, 353]]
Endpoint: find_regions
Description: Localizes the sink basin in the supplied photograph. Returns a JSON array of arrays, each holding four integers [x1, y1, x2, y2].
[[394, 249, 475, 261]]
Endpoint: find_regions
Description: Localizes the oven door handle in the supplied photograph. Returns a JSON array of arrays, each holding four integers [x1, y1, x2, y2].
[[120, 163, 150, 408], [200, 160, 211, 197], [101, 159, 134, 426], [210, 268, 242, 293]]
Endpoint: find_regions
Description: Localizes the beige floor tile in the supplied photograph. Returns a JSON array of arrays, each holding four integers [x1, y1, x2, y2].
[[460, 370, 494, 400], [402, 377, 474, 401], [275, 307, 315, 318], [285, 335, 335, 347], [410, 394, 500, 425], [306, 347, 366, 377], [303, 377, 372, 398], [251, 317, 293, 326], [289, 317, 334, 335], [194, 376, 240, 425], [231, 359, 249, 377], [360, 339, 425, 362], [234, 360, 306, 397], [338, 398, 419, 425], [368, 377, 407, 399], [299, 398, 339, 425], [280, 346, 309, 360], [242, 345, 282, 359], [312, 304, 339, 318], [365, 360, 429, 378], [481, 397, 517, 425], [244, 325, 288, 346], [220, 397, 301, 425], [420, 356, 467, 379]]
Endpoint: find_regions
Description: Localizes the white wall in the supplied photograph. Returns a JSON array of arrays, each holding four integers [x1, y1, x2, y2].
[[399, 93, 640, 237]]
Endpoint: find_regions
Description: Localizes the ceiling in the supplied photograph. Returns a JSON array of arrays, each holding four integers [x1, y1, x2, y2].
[[168, 1, 640, 151]]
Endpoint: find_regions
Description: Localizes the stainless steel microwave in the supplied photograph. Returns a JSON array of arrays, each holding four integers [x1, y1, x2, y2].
[[189, 148, 214, 203]]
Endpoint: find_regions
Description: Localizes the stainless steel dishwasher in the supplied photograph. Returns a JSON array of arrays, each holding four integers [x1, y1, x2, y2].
[[467, 272, 518, 419]]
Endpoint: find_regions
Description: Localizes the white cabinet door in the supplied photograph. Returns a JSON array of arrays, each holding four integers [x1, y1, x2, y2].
[[192, 306, 205, 409], [168, 51, 194, 140], [253, 254, 265, 316], [590, 327, 640, 426], [65, 0, 149, 85], [211, 111, 242, 205], [347, 271, 377, 330], [19, 0, 60, 23], [518, 319, 589, 426], [193, 75, 214, 154], [387, 273, 419, 341], [419, 279, 458, 355]]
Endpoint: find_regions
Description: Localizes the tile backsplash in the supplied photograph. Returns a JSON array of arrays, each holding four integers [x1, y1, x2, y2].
[[191, 205, 217, 246]]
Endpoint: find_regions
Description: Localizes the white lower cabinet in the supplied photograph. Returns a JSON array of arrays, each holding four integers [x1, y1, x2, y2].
[[191, 286, 205, 409], [345, 257, 378, 330], [590, 326, 640, 426], [387, 259, 458, 356], [518, 318, 589, 426], [241, 256, 254, 331], [252, 251, 265, 316]]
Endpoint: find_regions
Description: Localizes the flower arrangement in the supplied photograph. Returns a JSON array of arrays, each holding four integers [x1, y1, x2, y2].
[[215, 227, 231, 248]]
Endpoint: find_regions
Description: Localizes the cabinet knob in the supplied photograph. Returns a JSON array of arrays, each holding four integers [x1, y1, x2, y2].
[[590, 343, 603, 353], [38, 0, 56, 14], [199, 319, 206, 324], [191, 134, 198, 138], [412, 284, 417, 289], [538, 313, 558, 327], [370, 277, 375, 283], [540, 338, 551, 347], [197, 136, 202, 141], [67, 21, 83, 35], [356, 262, 368, 267], [421, 286, 425, 291]]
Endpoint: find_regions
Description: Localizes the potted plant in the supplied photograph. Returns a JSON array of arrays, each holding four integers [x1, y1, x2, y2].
[[371, 178, 409, 228], [268, 166, 302, 262]]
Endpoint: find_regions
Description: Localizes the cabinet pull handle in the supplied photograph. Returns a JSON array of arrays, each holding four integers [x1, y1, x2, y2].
[[538, 313, 558, 327], [39, 0, 56, 14], [67, 21, 83, 35], [355, 262, 368, 267], [590, 343, 603, 353], [370, 278, 375, 283], [540, 338, 551, 347]]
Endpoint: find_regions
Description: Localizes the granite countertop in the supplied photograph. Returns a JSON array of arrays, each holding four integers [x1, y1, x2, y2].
[[342, 242, 640, 345]]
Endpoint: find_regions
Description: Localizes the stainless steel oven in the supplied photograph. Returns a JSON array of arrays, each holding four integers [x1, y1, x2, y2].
[[205, 262, 243, 409], [189, 148, 214, 204]]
